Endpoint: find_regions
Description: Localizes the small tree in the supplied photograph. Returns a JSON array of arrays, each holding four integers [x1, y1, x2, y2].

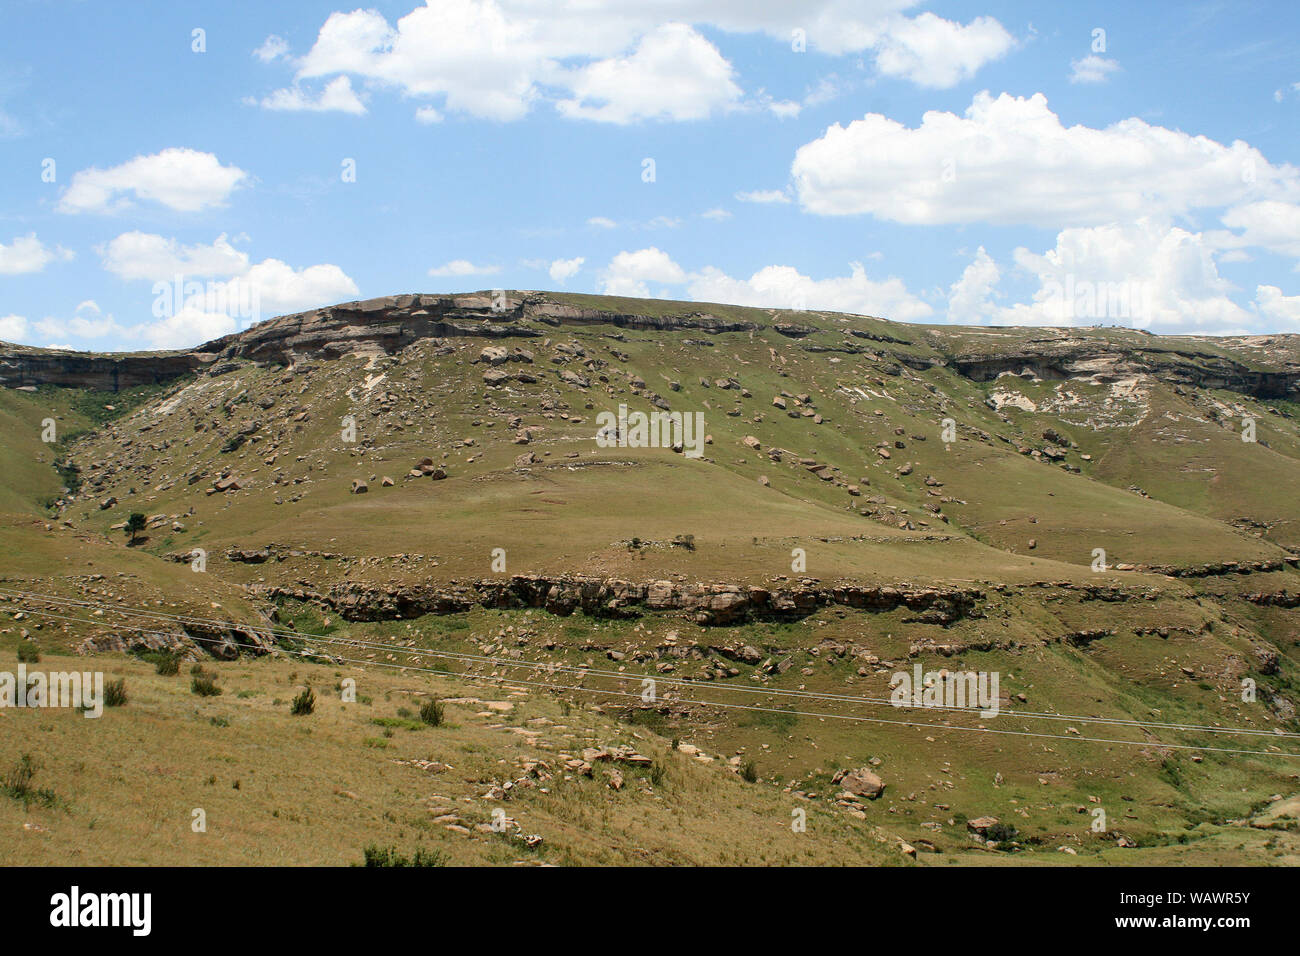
[[124, 512, 146, 545]]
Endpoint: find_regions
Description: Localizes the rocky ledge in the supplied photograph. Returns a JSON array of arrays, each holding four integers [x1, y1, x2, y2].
[[254, 574, 986, 627]]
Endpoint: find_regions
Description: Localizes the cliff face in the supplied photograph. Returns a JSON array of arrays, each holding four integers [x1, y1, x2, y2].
[[214, 292, 759, 366], [0, 345, 219, 391], [2, 291, 1299, 400]]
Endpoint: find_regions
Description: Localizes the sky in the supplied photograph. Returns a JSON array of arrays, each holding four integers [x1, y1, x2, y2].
[[1, 0, 1298, 352]]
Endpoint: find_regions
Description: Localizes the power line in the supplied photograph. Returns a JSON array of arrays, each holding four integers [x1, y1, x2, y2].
[[9, 599, 1300, 760], [2, 584, 1294, 742]]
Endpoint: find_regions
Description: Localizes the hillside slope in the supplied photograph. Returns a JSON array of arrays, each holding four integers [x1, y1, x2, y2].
[[3, 291, 1300, 865]]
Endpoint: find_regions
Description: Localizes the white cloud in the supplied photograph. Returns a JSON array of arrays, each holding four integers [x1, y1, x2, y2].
[[99, 232, 249, 281], [598, 247, 931, 320], [35, 301, 127, 341], [89, 232, 359, 348], [235, 258, 359, 314], [254, 35, 289, 62], [600, 247, 687, 297], [276, 2, 1010, 125], [688, 262, 932, 320], [872, 13, 1014, 89], [735, 189, 791, 204], [946, 246, 1000, 323], [767, 99, 802, 119], [129, 259, 359, 349], [134, 307, 240, 351], [586, 216, 617, 229], [556, 23, 741, 124], [0, 315, 28, 340], [296, 3, 541, 121], [701, 207, 731, 220], [548, 256, 584, 283], [415, 105, 443, 124], [0, 234, 72, 275], [1212, 201, 1300, 262], [57, 148, 248, 214], [792, 91, 1300, 228], [250, 76, 366, 114], [1255, 285, 1300, 327], [428, 258, 501, 277], [987, 220, 1252, 333], [1069, 54, 1120, 84]]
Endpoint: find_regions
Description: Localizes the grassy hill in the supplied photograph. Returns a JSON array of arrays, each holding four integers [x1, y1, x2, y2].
[[2, 290, 1300, 865]]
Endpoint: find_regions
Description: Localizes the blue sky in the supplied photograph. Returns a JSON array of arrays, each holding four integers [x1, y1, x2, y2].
[[1, 0, 1298, 351]]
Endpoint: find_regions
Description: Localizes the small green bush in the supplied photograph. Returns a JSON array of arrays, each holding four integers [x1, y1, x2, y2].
[[16, 642, 39, 664], [419, 698, 445, 727], [360, 844, 447, 867], [104, 678, 127, 707], [191, 673, 221, 697], [290, 687, 316, 716]]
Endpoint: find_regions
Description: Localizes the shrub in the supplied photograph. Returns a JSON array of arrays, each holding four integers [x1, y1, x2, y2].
[[360, 844, 447, 867], [191, 673, 221, 697], [154, 653, 180, 676], [419, 698, 445, 727], [16, 642, 39, 664], [103, 678, 127, 707], [290, 687, 316, 716], [740, 760, 758, 783], [2, 753, 55, 807], [649, 762, 667, 787]]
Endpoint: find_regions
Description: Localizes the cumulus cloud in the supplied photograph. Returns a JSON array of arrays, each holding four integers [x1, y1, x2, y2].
[[428, 259, 501, 277], [134, 307, 241, 351], [0, 234, 72, 275], [99, 232, 249, 281], [548, 256, 584, 283], [689, 262, 932, 320], [86, 232, 359, 349], [958, 221, 1254, 333], [57, 148, 248, 214], [130, 259, 359, 349], [0, 315, 28, 341], [232, 259, 359, 314], [599, 247, 931, 320], [600, 247, 687, 297], [1255, 285, 1300, 327], [946, 246, 1000, 323], [1211, 201, 1300, 263], [34, 301, 127, 342], [872, 13, 1014, 88], [791, 91, 1300, 228], [249, 76, 366, 114], [556, 24, 741, 123], [1069, 54, 1120, 84], [269, 1, 1011, 124]]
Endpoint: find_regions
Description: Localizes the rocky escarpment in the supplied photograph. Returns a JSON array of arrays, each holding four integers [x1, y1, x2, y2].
[[206, 292, 760, 368], [254, 574, 985, 626], [945, 337, 1300, 400], [0, 343, 218, 391], [4, 291, 1300, 402]]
